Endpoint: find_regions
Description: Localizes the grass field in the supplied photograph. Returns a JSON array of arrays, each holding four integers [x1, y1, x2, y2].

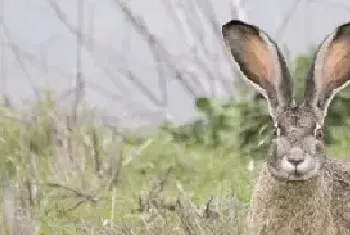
[[1, 93, 350, 235]]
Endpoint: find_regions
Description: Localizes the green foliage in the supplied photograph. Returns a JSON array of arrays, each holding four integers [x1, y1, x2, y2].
[[163, 97, 240, 149], [164, 48, 350, 161], [2, 51, 350, 234], [0, 91, 252, 235]]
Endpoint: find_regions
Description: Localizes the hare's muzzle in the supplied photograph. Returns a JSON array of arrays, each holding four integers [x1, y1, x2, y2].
[[287, 147, 305, 167], [278, 146, 319, 180]]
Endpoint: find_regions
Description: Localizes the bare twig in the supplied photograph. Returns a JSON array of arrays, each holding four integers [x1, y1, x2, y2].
[[92, 128, 101, 174], [1, 24, 40, 97], [275, 0, 301, 40], [0, 0, 7, 99], [44, 182, 99, 203], [72, 0, 85, 125], [114, 0, 198, 98], [47, 0, 168, 109]]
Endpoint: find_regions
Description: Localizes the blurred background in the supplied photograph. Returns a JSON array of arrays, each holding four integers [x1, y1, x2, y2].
[[2, 0, 350, 234]]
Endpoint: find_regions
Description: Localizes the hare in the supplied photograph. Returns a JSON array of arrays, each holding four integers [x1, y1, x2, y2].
[[222, 20, 350, 235]]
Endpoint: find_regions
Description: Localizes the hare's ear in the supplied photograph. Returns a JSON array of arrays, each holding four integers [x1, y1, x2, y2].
[[304, 22, 350, 120], [222, 20, 293, 119]]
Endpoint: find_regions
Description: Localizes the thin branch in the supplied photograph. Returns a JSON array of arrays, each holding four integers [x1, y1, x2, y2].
[[0, 0, 7, 98], [275, 0, 301, 40], [114, 0, 197, 98], [48, 0, 170, 109], [230, 0, 248, 21], [44, 182, 99, 203], [72, 0, 85, 125], [0, 24, 40, 98]]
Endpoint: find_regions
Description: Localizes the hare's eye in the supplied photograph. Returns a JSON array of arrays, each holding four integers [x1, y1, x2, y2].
[[315, 128, 324, 140], [273, 127, 281, 137]]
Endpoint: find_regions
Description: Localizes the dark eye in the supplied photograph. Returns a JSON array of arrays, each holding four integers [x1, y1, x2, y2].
[[273, 128, 280, 137], [273, 124, 284, 137], [315, 128, 324, 140]]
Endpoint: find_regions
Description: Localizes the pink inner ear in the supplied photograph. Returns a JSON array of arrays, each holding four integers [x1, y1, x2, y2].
[[242, 36, 276, 88], [322, 40, 350, 91]]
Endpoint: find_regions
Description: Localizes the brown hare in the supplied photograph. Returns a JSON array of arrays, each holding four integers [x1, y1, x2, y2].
[[222, 20, 350, 235]]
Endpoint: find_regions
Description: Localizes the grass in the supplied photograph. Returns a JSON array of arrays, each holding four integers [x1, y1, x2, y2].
[[1, 92, 350, 235], [0, 93, 255, 235]]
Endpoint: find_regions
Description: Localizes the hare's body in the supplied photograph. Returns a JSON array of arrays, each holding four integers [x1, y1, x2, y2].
[[249, 159, 350, 235], [221, 20, 350, 234]]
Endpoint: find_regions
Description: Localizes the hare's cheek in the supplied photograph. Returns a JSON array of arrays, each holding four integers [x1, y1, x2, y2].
[[304, 141, 317, 156], [268, 142, 277, 159], [268, 139, 289, 168], [302, 136, 321, 156], [267, 142, 280, 167], [315, 143, 326, 158], [274, 138, 289, 156]]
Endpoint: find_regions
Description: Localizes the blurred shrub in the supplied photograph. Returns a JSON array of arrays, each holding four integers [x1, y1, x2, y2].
[[162, 50, 350, 161]]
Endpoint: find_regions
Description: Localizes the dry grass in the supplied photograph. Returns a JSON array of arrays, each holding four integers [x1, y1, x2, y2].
[[0, 93, 254, 235], [2, 91, 349, 235]]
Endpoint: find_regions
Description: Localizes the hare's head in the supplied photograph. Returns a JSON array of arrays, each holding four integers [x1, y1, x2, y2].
[[222, 20, 350, 181]]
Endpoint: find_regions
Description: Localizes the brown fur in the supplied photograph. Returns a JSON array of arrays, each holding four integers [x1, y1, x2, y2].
[[248, 159, 350, 235]]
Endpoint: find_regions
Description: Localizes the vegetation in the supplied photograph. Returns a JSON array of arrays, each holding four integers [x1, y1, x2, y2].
[[1, 52, 350, 235]]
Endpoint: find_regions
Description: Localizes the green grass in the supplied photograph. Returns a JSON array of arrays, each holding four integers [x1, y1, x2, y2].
[[0, 94, 254, 235], [1, 93, 350, 235]]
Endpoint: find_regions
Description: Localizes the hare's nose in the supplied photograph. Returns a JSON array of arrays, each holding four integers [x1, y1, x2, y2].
[[288, 158, 304, 166], [287, 147, 304, 166]]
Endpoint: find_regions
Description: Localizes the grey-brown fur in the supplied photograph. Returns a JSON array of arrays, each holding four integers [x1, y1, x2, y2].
[[249, 159, 350, 234], [221, 20, 350, 235]]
